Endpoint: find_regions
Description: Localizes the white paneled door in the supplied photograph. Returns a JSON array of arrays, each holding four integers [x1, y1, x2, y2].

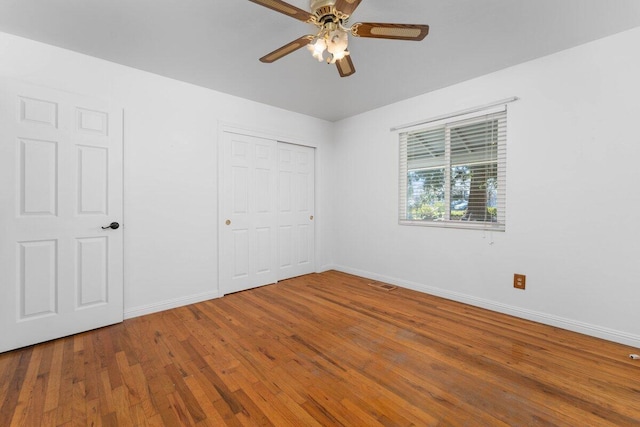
[[0, 80, 123, 353], [277, 143, 315, 280], [220, 132, 315, 294], [220, 132, 278, 294]]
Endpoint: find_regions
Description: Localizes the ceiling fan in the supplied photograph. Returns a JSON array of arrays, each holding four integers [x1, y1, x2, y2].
[[249, 0, 429, 77]]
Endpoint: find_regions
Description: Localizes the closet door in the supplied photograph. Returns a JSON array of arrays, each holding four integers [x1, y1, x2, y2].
[[277, 143, 315, 280], [220, 132, 277, 294]]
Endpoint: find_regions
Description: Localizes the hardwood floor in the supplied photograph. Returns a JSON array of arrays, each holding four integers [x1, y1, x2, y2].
[[1, 271, 639, 426]]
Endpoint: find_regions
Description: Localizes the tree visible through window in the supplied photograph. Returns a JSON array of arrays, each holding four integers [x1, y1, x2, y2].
[[399, 110, 506, 230]]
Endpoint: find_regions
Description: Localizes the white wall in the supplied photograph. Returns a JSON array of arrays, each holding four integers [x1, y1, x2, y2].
[[0, 32, 334, 317], [329, 27, 640, 347], [2, 27, 639, 348]]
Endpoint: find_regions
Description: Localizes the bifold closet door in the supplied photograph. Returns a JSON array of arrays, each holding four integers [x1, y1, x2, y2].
[[277, 142, 315, 280], [220, 132, 315, 294], [220, 132, 278, 294]]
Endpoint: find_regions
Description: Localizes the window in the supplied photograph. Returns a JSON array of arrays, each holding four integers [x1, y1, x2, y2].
[[399, 108, 507, 230]]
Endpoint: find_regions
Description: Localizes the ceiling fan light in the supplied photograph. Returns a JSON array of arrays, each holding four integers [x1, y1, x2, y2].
[[308, 37, 327, 61], [328, 48, 349, 64], [326, 29, 348, 55]]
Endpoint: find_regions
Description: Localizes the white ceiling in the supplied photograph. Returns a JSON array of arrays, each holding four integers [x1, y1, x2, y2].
[[1, 1, 639, 121]]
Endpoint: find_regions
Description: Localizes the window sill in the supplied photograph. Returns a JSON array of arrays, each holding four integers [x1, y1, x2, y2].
[[399, 219, 505, 232]]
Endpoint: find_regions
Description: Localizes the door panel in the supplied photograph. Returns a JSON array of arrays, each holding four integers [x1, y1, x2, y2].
[[20, 138, 58, 215], [277, 143, 315, 280], [18, 240, 58, 318], [78, 145, 109, 214], [76, 236, 108, 307], [0, 80, 123, 353], [220, 132, 277, 294]]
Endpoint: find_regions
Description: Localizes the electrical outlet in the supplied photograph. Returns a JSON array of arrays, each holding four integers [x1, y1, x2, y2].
[[514, 274, 526, 290]]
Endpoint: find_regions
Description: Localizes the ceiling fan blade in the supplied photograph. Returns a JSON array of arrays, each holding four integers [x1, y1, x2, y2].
[[351, 22, 429, 41], [259, 35, 314, 63], [249, 0, 314, 22], [334, 0, 363, 17], [336, 55, 356, 77]]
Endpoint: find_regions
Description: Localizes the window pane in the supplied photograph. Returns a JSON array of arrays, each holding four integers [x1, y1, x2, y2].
[[407, 168, 445, 220], [450, 163, 498, 222], [407, 127, 446, 170], [450, 166, 470, 221], [450, 120, 498, 165]]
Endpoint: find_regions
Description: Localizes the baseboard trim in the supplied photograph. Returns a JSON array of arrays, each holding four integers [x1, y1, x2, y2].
[[124, 290, 220, 320], [333, 265, 640, 348], [317, 264, 338, 273]]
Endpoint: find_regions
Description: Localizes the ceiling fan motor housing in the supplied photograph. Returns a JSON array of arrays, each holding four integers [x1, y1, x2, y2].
[[310, 0, 345, 24], [310, 0, 336, 12]]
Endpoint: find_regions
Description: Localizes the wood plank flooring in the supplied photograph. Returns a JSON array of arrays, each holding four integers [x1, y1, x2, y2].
[[1, 270, 639, 426]]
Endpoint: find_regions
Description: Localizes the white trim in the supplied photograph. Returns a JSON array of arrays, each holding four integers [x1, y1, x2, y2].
[[218, 121, 317, 148], [124, 290, 220, 319], [317, 263, 338, 272], [398, 219, 505, 232], [390, 96, 519, 132], [332, 265, 640, 348]]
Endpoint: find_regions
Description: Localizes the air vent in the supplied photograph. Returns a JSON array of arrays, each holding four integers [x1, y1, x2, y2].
[[368, 282, 397, 291]]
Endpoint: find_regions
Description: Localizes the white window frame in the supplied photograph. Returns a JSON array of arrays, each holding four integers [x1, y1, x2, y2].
[[398, 105, 508, 231]]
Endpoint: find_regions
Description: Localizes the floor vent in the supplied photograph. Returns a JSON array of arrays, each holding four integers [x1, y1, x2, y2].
[[368, 282, 397, 291]]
